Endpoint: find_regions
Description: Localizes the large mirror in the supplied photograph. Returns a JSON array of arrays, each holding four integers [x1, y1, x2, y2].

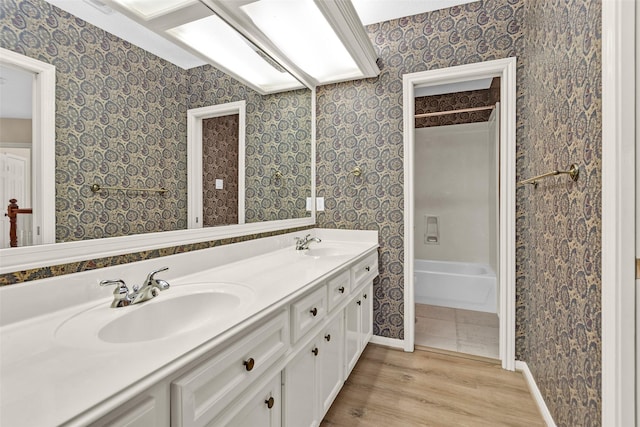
[[0, 0, 314, 271]]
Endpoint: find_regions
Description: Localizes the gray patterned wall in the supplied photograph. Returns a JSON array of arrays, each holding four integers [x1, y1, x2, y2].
[[187, 65, 312, 223], [518, 1, 601, 424], [316, 1, 523, 339], [0, 0, 312, 241], [202, 115, 239, 226], [1, 0, 188, 241]]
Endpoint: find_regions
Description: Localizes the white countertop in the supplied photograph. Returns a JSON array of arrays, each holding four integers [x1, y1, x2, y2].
[[0, 229, 377, 426]]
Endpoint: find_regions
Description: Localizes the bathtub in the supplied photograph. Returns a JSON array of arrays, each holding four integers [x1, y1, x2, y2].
[[414, 259, 496, 313]]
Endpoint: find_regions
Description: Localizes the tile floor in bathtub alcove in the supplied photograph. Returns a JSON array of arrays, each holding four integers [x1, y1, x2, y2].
[[415, 303, 499, 359]]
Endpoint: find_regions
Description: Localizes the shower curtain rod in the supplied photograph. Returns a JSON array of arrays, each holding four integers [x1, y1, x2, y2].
[[414, 104, 495, 118]]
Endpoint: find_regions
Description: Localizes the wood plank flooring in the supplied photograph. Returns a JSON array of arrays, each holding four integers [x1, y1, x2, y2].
[[321, 345, 545, 427]]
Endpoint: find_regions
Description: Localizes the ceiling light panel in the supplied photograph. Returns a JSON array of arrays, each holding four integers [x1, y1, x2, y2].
[[113, 0, 197, 19], [168, 15, 303, 93], [239, 0, 361, 83]]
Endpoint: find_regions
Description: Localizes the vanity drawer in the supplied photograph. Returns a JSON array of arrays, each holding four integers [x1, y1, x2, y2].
[[171, 311, 289, 427], [291, 285, 327, 343], [351, 252, 378, 288], [327, 270, 350, 312]]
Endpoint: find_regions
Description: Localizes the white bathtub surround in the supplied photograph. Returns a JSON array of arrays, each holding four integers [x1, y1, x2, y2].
[[413, 122, 497, 269], [0, 228, 378, 426], [415, 303, 499, 359], [414, 259, 496, 313]]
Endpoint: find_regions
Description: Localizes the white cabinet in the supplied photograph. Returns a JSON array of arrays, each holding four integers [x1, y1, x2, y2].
[[291, 285, 327, 343], [284, 340, 318, 427], [171, 311, 289, 427], [326, 270, 350, 312], [345, 283, 373, 377], [319, 314, 344, 415], [217, 372, 282, 427], [284, 313, 345, 427]]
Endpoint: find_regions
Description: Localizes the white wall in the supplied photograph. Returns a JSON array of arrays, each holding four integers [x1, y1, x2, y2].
[[488, 105, 499, 273], [414, 122, 496, 265]]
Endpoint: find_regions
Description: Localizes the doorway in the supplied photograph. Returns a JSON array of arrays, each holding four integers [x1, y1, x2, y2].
[[402, 58, 517, 370]]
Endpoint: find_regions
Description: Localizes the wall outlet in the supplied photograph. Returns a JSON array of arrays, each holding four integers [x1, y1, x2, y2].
[[215, 179, 223, 189], [316, 197, 325, 211]]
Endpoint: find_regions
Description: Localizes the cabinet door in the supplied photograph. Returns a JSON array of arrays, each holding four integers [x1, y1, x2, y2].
[[345, 297, 361, 377], [319, 314, 344, 416], [284, 342, 319, 427], [360, 283, 373, 348], [223, 373, 281, 427]]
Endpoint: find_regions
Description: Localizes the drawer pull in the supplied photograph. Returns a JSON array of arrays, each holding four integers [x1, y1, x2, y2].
[[243, 358, 255, 371], [338, 286, 345, 294], [325, 334, 331, 342], [265, 397, 275, 409], [363, 294, 367, 299], [310, 307, 318, 317], [357, 300, 361, 306], [312, 347, 319, 356], [365, 266, 371, 271]]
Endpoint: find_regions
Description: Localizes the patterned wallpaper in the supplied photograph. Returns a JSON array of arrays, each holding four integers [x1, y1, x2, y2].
[[187, 65, 313, 223], [1, 0, 188, 241], [202, 115, 239, 226], [415, 88, 493, 127], [0, 0, 312, 243], [317, 1, 523, 339], [518, 0, 602, 425]]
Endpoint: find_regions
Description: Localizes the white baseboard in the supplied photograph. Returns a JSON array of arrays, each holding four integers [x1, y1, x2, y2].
[[515, 361, 557, 427], [369, 335, 404, 349]]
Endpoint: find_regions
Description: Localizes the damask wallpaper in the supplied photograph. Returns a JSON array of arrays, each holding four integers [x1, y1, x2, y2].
[[202, 115, 239, 227], [316, 1, 523, 339], [518, 1, 602, 424], [1, 0, 188, 241], [0, 0, 312, 241], [187, 65, 313, 223], [415, 88, 494, 128]]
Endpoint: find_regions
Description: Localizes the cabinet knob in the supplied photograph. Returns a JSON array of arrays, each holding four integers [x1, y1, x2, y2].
[[357, 300, 361, 306], [265, 397, 275, 409], [310, 307, 318, 317], [363, 294, 367, 299], [243, 358, 255, 371], [312, 347, 319, 356], [365, 266, 371, 271], [325, 334, 331, 342], [338, 286, 345, 294]]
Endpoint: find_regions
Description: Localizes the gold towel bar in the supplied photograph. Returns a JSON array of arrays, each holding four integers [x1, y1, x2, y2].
[[517, 164, 579, 188], [90, 184, 167, 194]]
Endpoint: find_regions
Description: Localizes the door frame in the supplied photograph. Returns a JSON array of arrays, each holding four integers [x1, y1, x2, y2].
[[601, 0, 636, 425], [0, 48, 55, 245], [402, 57, 517, 371], [187, 100, 246, 229]]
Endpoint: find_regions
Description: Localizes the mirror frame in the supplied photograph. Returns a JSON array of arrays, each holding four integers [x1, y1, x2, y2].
[[187, 101, 247, 229], [0, 46, 316, 274]]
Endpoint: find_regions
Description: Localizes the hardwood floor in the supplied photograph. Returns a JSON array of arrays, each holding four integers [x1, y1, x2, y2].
[[321, 345, 545, 427]]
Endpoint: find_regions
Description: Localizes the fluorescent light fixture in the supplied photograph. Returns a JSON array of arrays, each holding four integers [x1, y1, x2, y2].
[[168, 15, 303, 93], [240, 0, 361, 83], [113, 0, 196, 19]]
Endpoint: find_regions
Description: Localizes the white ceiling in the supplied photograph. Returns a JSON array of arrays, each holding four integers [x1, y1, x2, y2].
[[415, 78, 493, 98]]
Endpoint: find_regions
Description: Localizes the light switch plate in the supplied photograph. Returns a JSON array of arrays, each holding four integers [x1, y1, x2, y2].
[[215, 179, 223, 189], [316, 197, 325, 211]]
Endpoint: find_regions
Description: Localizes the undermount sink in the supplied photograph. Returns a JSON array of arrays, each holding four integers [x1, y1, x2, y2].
[[55, 282, 255, 346]]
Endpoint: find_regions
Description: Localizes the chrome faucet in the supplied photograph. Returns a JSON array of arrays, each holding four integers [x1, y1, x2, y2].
[[99, 267, 170, 308], [295, 234, 322, 250]]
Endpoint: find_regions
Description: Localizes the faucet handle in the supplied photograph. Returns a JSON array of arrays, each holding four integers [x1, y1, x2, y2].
[[146, 266, 169, 282], [100, 279, 127, 293], [145, 267, 170, 291]]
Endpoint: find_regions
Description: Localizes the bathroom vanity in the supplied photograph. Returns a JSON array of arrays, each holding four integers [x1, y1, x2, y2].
[[0, 229, 378, 426]]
